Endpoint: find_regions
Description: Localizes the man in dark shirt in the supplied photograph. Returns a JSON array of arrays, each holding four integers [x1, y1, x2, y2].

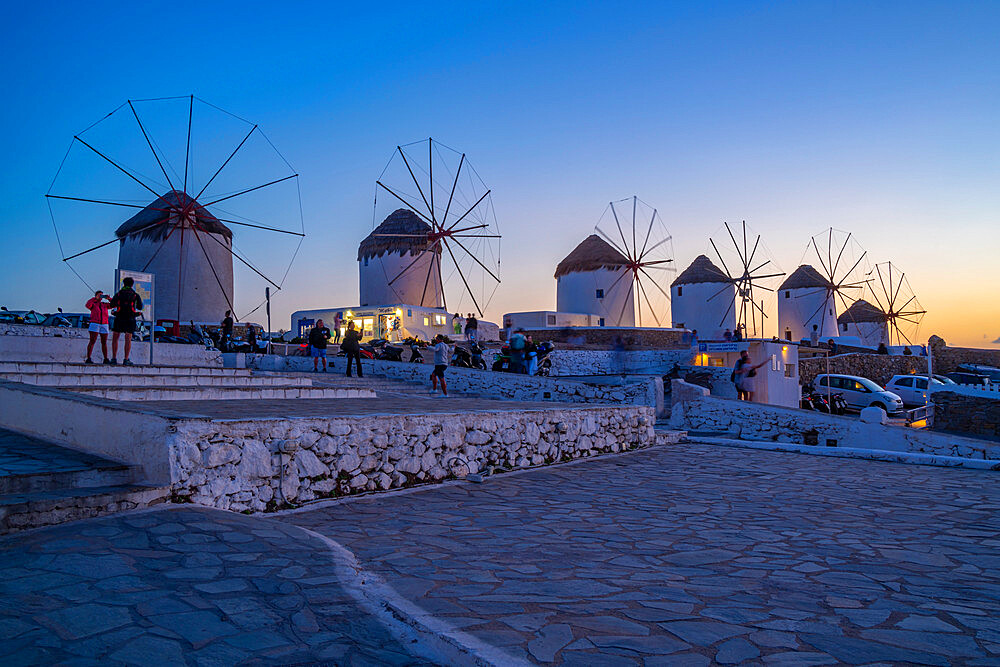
[[221, 310, 234, 350], [109, 277, 143, 366], [308, 319, 331, 372]]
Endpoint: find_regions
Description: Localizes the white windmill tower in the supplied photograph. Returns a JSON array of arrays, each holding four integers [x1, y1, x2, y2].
[[358, 209, 443, 308], [555, 234, 633, 325], [670, 255, 735, 338], [778, 229, 870, 342], [837, 300, 889, 346], [556, 197, 675, 327]]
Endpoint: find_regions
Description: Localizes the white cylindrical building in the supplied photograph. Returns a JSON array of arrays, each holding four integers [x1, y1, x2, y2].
[[837, 300, 888, 347], [555, 234, 633, 326], [670, 255, 735, 339], [777, 265, 837, 342], [358, 209, 443, 308], [116, 191, 233, 322]]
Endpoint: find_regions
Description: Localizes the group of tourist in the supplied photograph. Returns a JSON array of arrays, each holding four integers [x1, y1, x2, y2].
[[452, 313, 479, 343], [82, 277, 143, 366]]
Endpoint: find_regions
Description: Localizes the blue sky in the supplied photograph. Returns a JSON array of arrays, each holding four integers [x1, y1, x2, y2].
[[2, 1, 998, 345]]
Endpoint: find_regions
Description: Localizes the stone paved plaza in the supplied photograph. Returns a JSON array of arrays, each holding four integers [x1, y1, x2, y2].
[[2, 441, 999, 665]]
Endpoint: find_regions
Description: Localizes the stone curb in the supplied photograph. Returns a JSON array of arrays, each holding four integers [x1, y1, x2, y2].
[[284, 522, 526, 667], [688, 436, 1000, 471]]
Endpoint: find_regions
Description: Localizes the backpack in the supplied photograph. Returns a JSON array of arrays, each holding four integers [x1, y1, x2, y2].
[[511, 334, 525, 350], [115, 289, 140, 317]]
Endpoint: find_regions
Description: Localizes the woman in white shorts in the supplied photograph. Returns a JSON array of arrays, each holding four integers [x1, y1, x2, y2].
[[85, 290, 111, 364]]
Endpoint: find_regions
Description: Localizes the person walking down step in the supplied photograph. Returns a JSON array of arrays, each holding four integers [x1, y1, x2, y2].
[[84, 290, 111, 364], [342, 322, 363, 378], [430, 334, 450, 397], [109, 277, 143, 366], [309, 319, 331, 372]]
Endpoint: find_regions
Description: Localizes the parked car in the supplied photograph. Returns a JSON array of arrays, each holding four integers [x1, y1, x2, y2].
[[945, 371, 991, 387], [814, 374, 905, 415], [42, 313, 90, 328], [885, 375, 949, 408], [956, 363, 1000, 383]]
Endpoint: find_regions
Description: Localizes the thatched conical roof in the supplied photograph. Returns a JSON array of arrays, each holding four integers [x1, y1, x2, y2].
[[779, 264, 832, 290], [358, 209, 438, 261], [116, 191, 231, 242], [838, 299, 886, 324], [554, 234, 629, 278], [671, 255, 730, 287]]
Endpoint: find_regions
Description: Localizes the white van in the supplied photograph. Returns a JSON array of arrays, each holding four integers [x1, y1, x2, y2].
[[814, 374, 904, 416]]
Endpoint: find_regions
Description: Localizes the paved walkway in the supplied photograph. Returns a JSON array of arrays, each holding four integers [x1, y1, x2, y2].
[[0, 506, 431, 666], [287, 442, 1000, 665]]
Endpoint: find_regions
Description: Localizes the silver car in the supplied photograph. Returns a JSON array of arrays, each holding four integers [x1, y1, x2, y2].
[[814, 374, 904, 415], [885, 375, 947, 408]]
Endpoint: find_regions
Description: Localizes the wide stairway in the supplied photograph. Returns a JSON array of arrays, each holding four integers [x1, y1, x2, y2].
[[0, 427, 168, 534], [0, 361, 375, 401]]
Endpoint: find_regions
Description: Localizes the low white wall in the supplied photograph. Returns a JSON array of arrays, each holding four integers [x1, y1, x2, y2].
[[548, 349, 694, 376], [250, 354, 664, 415], [1, 323, 89, 339], [669, 380, 1000, 460], [0, 332, 223, 367], [0, 381, 176, 482], [170, 405, 656, 512]]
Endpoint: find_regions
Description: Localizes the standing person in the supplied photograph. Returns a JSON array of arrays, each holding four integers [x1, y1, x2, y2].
[[452, 313, 462, 335], [690, 329, 699, 347], [430, 334, 450, 396], [464, 314, 479, 344], [342, 322, 363, 377], [723, 328, 733, 342], [332, 312, 342, 344], [309, 319, 331, 372], [827, 339, 838, 356], [525, 334, 538, 376], [732, 350, 768, 401], [877, 342, 889, 355], [84, 290, 111, 364], [733, 325, 744, 342], [221, 310, 234, 350], [109, 277, 142, 366], [809, 324, 820, 347], [508, 328, 527, 374]]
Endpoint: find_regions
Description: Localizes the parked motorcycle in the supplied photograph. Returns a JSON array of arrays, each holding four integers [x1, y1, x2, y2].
[[492, 344, 511, 372], [534, 341, 554, 376]]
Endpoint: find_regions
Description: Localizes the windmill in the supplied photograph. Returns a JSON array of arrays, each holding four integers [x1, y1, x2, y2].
[[781, 228, 871, 340], [586, 196, 675, 327], [865, 261, 926, 345], [707, 221, 785, 337], [369, 138, 501, 318], [45, 95, 304, 323]]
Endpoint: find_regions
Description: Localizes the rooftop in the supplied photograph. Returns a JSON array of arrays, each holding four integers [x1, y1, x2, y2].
[[554, 234, 630, 278]]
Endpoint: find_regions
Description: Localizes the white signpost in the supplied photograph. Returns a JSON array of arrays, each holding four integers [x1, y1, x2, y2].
[[115, 270, 155, 365]]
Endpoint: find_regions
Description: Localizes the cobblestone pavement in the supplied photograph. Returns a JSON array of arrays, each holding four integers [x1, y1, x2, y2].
[[0, 428, 116, 476], [288, 442, 1000, 665], [0, 506, 431, 666]]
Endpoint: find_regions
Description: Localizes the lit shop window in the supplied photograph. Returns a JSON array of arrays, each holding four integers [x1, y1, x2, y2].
[[433, 314, 447, 326]]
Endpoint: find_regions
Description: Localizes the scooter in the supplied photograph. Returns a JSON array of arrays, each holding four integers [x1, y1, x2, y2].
[[452, 346, 472, 368], [373, 341, 404, 362], [534, 341, 555, 376], [492, 344, 511, 372], [470, 343, 486, 370]]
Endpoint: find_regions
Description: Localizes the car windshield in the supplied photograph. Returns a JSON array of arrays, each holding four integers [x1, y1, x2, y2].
[[858, 377, 883, 392]]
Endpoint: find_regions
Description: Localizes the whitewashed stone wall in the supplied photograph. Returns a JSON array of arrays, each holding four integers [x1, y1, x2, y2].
[[1, 323, 89, 339], [169, 406, 656, 512], [250, 354, 664, 415], [548, 349, 694, 376], [669, 380, 1000, 460]]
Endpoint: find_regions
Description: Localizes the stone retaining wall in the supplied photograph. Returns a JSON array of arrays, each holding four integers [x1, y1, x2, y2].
[[0, 323, 89, 339], [929, 336, 1000, 374], [930, 391, 1000, 441], [516, 327, 690, 349], [669, 380, 1000, 460], [799, 353, 928, 386], [169, 406, 657, 512], [249, 354, 664, 415], [548, 349, 693, 376], [0, 329, 222, 366]]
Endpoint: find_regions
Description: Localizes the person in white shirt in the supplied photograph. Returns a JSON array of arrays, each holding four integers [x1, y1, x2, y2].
[[430, 335, 450, 396]]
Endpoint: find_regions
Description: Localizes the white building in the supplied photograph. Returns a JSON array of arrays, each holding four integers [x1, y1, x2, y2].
[[693, 339, 800, 408], [116, 191, 233, 322], [555, 234, 633, 327], [358, 209, 443, 308], [777, 265, 837, 342], [291, 304, 499, 344], [670, 255, 735, 340], [837, 300, 888, 347], [501, 311, 601, 337]]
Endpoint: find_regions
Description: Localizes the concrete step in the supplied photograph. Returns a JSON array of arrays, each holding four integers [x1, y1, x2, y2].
[[0, 484, 170, 535], [64, 385, 376, 401], [0, 428, 135, 494], [0, 372, 314, 389], [0, 361, 251, 377]]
